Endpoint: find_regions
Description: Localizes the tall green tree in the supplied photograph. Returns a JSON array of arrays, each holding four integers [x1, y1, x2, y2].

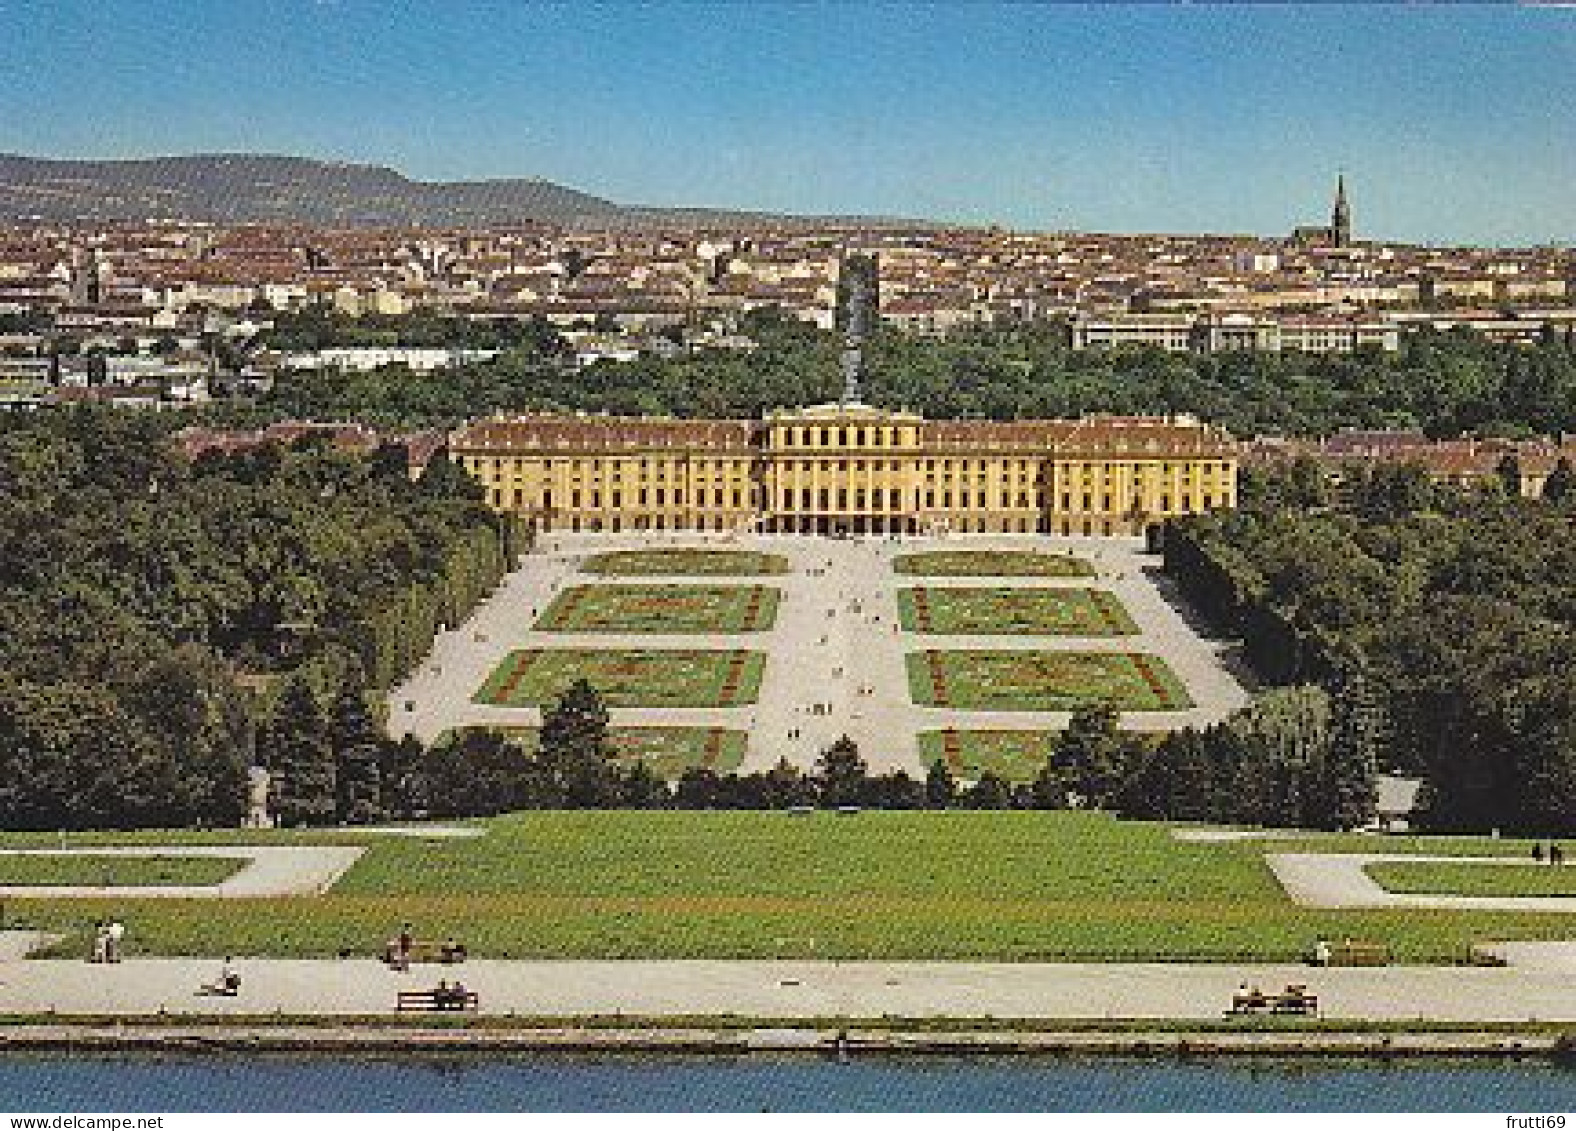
[[263, 677, 337, 826], [538, 680, 619, 808]]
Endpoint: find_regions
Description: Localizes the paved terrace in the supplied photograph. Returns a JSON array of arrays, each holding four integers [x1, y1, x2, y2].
[[5, 953, 1576, 1024], [387, 533, 1250, 774]]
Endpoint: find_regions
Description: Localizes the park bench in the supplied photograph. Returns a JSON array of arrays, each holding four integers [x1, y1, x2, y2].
[[1325, 940, 1389, 967], [382, 939, 468, 967], [1227, 985, 1318, 1017], [396, 988, 479, 1013]]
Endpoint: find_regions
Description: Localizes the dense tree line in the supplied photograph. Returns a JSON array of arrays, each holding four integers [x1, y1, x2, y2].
[[253, 312, 1576, 439], [1159, 462, 1576, 834], [0, 408, 519, 829]]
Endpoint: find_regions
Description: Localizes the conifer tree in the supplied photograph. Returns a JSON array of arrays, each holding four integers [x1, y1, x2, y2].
[[538, 680, 618, 808], [264, 677, 337, 826], [1321, 664, 1383, 830]]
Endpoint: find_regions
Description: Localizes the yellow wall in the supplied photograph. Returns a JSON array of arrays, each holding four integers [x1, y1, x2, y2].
[[450, 409, 1237, 535]]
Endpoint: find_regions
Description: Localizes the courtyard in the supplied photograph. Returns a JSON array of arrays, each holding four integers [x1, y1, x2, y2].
[[389, 533, 1249, 774]]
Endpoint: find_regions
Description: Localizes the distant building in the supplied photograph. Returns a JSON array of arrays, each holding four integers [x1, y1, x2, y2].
[[1291, 175, 1353, 248], [1069, 312, 1399, 353]]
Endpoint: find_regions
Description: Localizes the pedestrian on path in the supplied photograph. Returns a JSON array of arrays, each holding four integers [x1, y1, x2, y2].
[[90, 921, 107, 964], [105, 919, 125, 963]]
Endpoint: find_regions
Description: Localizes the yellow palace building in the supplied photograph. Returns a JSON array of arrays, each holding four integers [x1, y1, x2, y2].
[[448, 402, 1238, 537]]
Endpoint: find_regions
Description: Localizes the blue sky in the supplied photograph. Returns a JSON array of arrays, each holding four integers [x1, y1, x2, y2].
[[2, 1, 1574, 243]]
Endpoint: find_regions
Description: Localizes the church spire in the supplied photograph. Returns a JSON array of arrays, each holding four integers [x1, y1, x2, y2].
[[1331, 173, 1352, 247]]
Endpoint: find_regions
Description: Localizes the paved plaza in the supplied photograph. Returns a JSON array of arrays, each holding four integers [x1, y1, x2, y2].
[[387, 533, 1250, 773]]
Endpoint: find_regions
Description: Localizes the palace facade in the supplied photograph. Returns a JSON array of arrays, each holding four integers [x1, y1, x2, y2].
[[448, 404, 1238, 537]]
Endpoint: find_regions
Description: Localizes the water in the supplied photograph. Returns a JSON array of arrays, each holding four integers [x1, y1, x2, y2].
[[3, 1054, 1576, 1112]]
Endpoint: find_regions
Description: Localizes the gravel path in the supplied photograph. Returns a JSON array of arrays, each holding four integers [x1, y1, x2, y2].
[[2, 954, 1575, 1022], [387, 533, 1250, 774], [1265, 852, 1576, 912], [0, 846, 365, 899]]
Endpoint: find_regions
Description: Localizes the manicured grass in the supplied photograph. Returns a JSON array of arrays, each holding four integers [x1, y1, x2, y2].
[[1368, 862, 1576, 898], [907, 650, 1192, 711], [474, 648, 766, 707], [0, 854, 242, 887], [892, 550, 1093, 578], [536, 583, 779, 633], [898, 587, 1137, 636], [13, 812, 1576, 964], [444, 725, 747, 778], [581, 549, 790, 576]]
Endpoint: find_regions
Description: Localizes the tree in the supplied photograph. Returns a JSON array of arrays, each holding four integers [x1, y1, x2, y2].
[[815, 735, 869, 807], [537, 680, 619, 808], [1495, 452, 1524, 497], [1318, 664, 1383, 830], [1050, 704, 1126, 807], [1544, 457, 1575, 503], [965, 771, 1012, 810], [263, 677, 337, 826], [924, 759, 958, 809], [331, 679, 386, 825], [765, 757, 816, 808]]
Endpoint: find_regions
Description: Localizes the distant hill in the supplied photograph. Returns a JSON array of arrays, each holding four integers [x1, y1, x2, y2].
[[0, 152, 911, 229]]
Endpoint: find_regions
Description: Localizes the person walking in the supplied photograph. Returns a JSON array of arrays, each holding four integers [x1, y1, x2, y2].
[[90, 921, 107, 964], [105, 919, 125, 964]]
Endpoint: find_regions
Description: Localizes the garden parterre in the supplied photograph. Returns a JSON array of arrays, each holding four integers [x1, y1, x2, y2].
[[908, 650, 1193, 711], [443, 725, 747, 778], [474, 648, 767, 708], [536, 584, 779, 633], [899, 587, 1138, 636], [580, 549, 791, 576], [892, 550, 1094, 577]]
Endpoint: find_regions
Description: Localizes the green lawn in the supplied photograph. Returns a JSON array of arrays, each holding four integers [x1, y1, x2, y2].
[[892, 550, 1093, 578], [899, 587, 1137, 636], [908, 650, 1192, 710], [0, 854, 242, 887], [581, 549, 791, 576], [1367, 862, 1576, 898], [536, 584, 779, 633], [474, 648, 766, 707], [11, 812, 1576, 964], [443, 726, 747, 778]]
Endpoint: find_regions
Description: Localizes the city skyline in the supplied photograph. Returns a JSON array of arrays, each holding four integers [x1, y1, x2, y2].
[[3, 2, 1575, 244]]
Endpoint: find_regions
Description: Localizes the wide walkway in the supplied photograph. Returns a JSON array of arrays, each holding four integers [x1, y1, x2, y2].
[[3, 953, 1576, 1023], [387, 533, 1249, 773], [1268, 852, 1576, 913]]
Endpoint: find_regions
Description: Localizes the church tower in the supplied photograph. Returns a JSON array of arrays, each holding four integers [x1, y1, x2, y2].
[[1331, 174, 1352, 247]]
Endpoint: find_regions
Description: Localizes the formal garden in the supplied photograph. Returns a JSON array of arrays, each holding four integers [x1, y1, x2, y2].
[[474, 648, 767, 707], [898, 586, 1137, 636], [443, 725, 747, 778], [536, 583, 780, 633], [580, 548, 791, 576], [892, 549, 1093, 577], [908, 649, 1192, 711]]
